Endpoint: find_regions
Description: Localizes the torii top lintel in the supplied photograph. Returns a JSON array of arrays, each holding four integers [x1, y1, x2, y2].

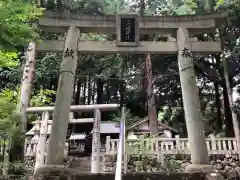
[[38, 11, 229, 34]]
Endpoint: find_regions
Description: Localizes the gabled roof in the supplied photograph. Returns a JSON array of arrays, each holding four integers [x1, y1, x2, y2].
[[127, 117, 148, 130], [69, 133, 86, 140], [26, 118, 94, 136], [26, 124, 52, 136], [90, 122, 119, 134], [127, 116, 178, 133]]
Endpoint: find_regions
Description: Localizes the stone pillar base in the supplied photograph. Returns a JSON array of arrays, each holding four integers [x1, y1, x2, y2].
[[185, 164, 214, 173], [34, 165, 81, 179], [185, 165, 224, 180]]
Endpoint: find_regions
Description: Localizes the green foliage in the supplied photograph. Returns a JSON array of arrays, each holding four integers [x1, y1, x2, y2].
[[0, 0, 43, 51], [0, 88, 23, 152], [8, 162, 28, 175], [127, 136, 182, 173], [111, 108, 139, 126], [0, 51, 18, 67], [161, 156, 182, 173], [0, 87, 55, 151], [30, 89, 56, 106]]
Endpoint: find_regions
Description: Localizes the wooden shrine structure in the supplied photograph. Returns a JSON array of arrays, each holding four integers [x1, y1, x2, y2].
[[19, 10, 229, 175]]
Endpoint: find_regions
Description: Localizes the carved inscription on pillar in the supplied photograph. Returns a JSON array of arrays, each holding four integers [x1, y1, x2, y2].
[[64, 48, 74, 58], [181, 47, 192, 58]]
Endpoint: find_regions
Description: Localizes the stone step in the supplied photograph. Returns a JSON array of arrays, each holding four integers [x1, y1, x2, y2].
[[68, 156, 104, 172]]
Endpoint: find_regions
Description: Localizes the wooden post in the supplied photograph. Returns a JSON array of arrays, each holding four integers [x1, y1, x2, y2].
[[32, 120, 40, 155], [106, 136, 111, 154], [210, 134, 217, 152], [2, 138, 10, 179], [45, 26, 80, 165], [63, 112, 72, 160], [69, 112, 74, 121], [175, 135, 181, 153], [34, 111, 49, 173], [177, 28, 209, 165], [91, 109, 101, 173], [17, 42, 36, 131]]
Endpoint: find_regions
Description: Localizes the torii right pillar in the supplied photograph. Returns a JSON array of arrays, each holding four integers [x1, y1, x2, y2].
[[177, 28, 212, 172]]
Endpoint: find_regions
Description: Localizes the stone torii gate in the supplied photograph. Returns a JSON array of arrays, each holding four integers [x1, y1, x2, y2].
[[32, 11, 228, 173]]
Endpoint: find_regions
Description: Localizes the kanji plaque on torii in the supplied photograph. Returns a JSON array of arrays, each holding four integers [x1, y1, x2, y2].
[[116, 13, 139, 47]]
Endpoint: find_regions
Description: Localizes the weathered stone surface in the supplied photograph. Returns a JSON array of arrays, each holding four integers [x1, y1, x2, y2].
[[36, 40, 222, 54], [45, 26, 80, 165], [32, 171, 209, 180], [177, 27, 209, 165], [43, 10, 228, 21], [185, 164, 214, 173], [206, 173, 225, 180], [101, 154, 240, 174], [8, 155, 240, 180], [17, 42, 37, 131], [39, 11, 229, 34]]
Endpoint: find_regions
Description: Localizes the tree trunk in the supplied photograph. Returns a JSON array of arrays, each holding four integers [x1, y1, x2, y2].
[[139, 0, 157, 134], [214, 56, 222, 133], [145, 54, 158, 134], [96, 79, 104, 104], [87, 75, 91, 105], [83, 80, 86, 104], [105, 81, 111, 103], [72, 79, 76, 104], [75, 79, 81, 105], [40, 0, 45, 7], [45, 26, 80, 165], [56, 0, 62, 11], [177, 28, 209, 165], [215, 54, 234, 136], [214, 81, 222, 133], [139, 57, 147, 108], [92, 80, 96, 104], [221, 31, 240, 156], [223, 84, 234, 136]]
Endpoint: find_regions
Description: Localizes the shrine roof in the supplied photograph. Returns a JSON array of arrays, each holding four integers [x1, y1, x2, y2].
[[69, 133, 86, 140], [90, 122, 120, 134], [26, 124, 52, 136], [127, 116, 178, 133]]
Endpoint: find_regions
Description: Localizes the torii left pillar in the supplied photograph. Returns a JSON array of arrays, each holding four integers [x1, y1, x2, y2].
[[17, 42, 36, 131], [17, 42, 36, 161], [45, 26, 80, 165]]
